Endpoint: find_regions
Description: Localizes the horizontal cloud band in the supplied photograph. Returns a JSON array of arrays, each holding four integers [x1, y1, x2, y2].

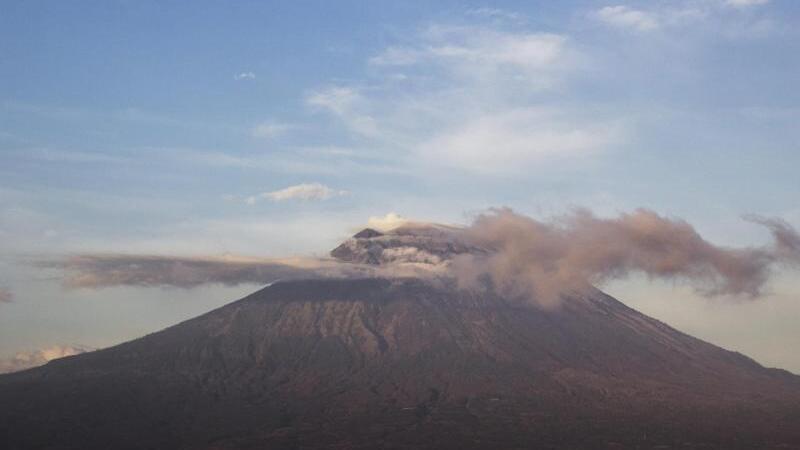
[[46, 256, 377, 289], [44, 208, 800, 307]]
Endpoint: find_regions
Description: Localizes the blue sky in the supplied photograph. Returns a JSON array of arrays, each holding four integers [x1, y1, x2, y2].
[[2, 0, 800, 371]]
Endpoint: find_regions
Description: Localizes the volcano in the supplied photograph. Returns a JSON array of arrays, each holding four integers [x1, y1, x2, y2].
[[2, 230, 800, 449]]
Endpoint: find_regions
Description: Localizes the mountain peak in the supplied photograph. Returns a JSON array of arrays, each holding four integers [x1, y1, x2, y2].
[[2, 275, 800, 448], [330, 223, 485, 266], [353, 228, 383, 239]]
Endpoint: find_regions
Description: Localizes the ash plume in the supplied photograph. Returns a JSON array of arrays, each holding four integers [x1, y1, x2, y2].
[[453, 208, 796, 306], [45, 208, 800, 307], [47, 254, 442, 290], [744, 214, 800, 263], [49, 255, 375, 289]]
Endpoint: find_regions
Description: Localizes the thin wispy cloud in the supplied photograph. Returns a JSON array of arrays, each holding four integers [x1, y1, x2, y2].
[[251, 121, 294, 139], [369, 26, 570, 80], [246, 183, 347, 204], [14, 148, 131, 164], [307, 86, 360, 114], [3, 100, 240, 134], [595, 5, 659, 32], [308, 21, 617, 174], [592, 1, 774, 34], [726, 0, 769, 7], [419, 108, 622, 174], [163, 148, 408, 176], [233, 71, 256, 81], [466, 7, 525, 24], [306, 86, 380, 138]]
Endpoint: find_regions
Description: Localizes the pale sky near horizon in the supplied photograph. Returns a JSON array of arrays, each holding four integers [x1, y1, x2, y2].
[[2, 0, 800, 372]]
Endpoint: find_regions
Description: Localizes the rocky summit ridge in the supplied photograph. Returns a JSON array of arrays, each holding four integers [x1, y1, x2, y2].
[[330, 225, 485, 266]]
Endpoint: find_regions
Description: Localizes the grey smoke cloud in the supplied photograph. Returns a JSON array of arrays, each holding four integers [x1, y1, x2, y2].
[[51, 255, 377, 289], [46, 208, 800, 308], [452, 208, 797, 306], [48, 254, 444, 290], [744, 214, 800, 263]]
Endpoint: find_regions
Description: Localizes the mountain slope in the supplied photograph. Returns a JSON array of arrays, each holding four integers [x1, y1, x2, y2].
[[1, 277, 799, 449]]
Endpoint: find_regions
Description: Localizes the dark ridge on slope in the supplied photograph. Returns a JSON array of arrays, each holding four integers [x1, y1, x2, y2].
[[1, 278, 799, 449]]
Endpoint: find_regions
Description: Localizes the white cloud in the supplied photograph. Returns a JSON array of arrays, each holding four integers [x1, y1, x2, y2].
[[419, 108, 622, 173], [302, 7, 769, 175], [370, 26, 570, 82], [306, 86, 360, 115], [593, 2, 773, 34], [234, 71, 256, 81], [246, 183, 348, 204], [0, 345, 94, 374], [367, 213, 409, 231], [595, 5, 659, 31], [251, 121, 294, 139], [308, 22, 620, 174], [306, 86, 380, 137], [725, 0, 769, 7]]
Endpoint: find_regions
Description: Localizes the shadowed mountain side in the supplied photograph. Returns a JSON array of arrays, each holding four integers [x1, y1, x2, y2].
[[1, 278, 799, 449]]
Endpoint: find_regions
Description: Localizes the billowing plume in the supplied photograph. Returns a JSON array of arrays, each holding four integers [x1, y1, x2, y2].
[[744, 214, 800, 263], [45, 208, 800, 307], [452, 208, 797, 306]]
